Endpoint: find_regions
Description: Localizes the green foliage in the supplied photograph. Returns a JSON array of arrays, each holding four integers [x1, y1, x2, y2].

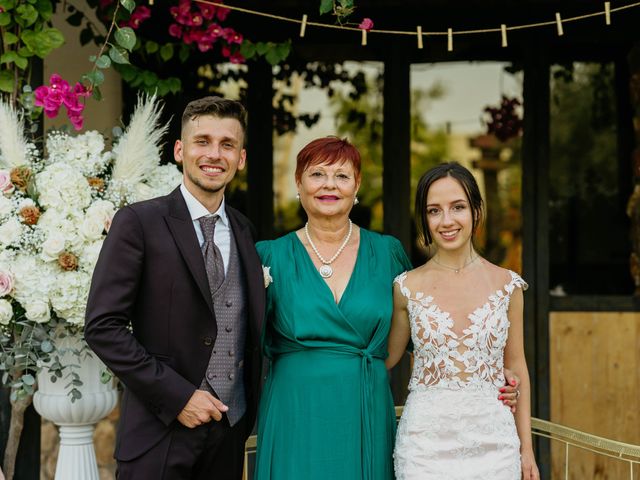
[[0, 0, 64, 102]]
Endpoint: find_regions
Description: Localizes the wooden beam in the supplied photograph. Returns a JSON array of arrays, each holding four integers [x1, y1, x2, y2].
[[521, 36, 551, 477], [246, 60, 275, 240], [382, 41, 412, 406]]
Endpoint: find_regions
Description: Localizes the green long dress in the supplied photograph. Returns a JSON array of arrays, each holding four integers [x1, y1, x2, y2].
[[254, 228, 412, 480]]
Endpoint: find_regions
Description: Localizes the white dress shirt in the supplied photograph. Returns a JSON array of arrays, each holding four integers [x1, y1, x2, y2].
[[180, 183, 230, 274]]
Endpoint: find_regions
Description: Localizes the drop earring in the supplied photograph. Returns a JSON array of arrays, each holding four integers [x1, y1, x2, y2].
[[296, 193, 300, 201], [354, 195, 359, 205]]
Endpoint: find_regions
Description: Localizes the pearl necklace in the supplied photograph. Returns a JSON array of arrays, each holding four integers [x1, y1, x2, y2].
[[432, 254, 479, 273], [304, 219, 353, 278]]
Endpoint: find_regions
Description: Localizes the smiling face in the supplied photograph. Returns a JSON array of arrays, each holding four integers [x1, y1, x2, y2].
[[174, 114, 246, 210], [297, 160, 361, 221], [425, 176, 475, 252]]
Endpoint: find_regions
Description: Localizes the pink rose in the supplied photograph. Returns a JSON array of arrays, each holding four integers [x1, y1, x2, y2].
[[0, 269, 13, 296], [0, 170, 14, 194]]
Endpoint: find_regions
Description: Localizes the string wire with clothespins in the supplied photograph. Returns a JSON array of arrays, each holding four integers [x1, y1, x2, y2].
[[180, 0, 640, 52]]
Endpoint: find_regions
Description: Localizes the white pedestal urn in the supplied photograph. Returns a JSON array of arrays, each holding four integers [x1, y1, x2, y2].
[[33, 334, 118, 480]]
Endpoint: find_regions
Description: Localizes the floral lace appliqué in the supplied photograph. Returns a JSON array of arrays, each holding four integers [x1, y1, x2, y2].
[[394, 270, 527, 392]]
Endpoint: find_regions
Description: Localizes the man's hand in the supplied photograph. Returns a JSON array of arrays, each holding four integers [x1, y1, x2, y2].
[[177, 390, 228, 428], [500, 368, 521, 413]]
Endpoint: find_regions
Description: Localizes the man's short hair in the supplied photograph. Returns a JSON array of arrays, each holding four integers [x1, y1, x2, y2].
[[181, 96, 248, 139]]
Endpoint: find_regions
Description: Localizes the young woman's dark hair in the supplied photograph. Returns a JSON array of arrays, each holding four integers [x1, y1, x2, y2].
[[415, 162, 484, 248]]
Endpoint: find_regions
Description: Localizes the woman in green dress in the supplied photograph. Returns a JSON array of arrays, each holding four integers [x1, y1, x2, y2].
[[254, 136, 412, 480]]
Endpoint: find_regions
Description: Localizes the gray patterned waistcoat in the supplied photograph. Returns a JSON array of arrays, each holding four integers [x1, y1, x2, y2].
[[200, 227, 247, 426]]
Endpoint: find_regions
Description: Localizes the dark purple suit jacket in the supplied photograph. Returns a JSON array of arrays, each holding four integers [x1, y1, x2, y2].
[[85, 187, 265, 461]]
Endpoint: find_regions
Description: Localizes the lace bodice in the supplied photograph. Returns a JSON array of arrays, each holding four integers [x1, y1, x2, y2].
[[395, 270, 527, 392]]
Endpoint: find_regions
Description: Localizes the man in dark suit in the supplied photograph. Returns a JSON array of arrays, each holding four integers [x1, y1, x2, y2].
[[85, 96, 265, 479]]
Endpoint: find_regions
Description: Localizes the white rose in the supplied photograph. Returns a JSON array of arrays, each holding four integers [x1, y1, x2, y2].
[[0, 195, 13, 217], [0, 299, 12, 325], [41, 231, 66, 261], [24, 300, 50, 323], [80, 215, 105, 241], [0, 218, 23, 246]]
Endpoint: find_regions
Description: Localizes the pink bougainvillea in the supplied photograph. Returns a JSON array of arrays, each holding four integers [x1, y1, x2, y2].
[[34, 74, 91, 130], [358, 18, 374, 31], [121, 5, 151, 29], [168, 0, 242, 62]]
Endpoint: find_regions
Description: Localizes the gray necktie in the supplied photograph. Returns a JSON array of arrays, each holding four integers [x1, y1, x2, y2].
[[199, 215, 225, 293]]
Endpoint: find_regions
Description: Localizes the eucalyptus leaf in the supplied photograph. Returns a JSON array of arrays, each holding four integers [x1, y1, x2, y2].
[[41, 340, 53, 353], [22, 374, 35, 386]]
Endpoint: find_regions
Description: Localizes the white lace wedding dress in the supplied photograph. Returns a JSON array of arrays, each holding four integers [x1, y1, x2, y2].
[[393, 270, 526, 480]]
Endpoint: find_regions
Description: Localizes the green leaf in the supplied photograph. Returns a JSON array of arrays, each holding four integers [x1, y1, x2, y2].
[[108, 45, 129, 64], [21, 28, 64, 58], [265, 48, 280, 66], [0, 12, 13, 26], [17, 46, 33, 57], [120, 0, 135, 13], [145, 40, 158, 54], [114, 27, 136, 51], [95, 54, 111, 69], [178, 44, 189, 63], [82, 69, 104, 87], [3, 32, 18, 45], [15, 4, 38, 27], [14, 55, 27, 70], [275, 40, 291, 62], [255, 42, 269, 56], [159, 43, 174, 62], [239, 41, 256, 59], [116, 63, 137, 82], [0, 51, 18, 64], [141, 70, 156, 87], [66, 10, 84, 26], [22, 374, 35, 386], [338, 0, 353, 7], [0, 0, 16, 10], [168, 77, 181, 94], [92, 86, 102, 100], [0, 70, 10, 93], [319, 0, 333, 14], [33, 0, 53, 20]]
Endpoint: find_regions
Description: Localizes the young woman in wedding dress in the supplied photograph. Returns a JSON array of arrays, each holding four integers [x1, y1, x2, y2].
[[386, 163, 539, 480]]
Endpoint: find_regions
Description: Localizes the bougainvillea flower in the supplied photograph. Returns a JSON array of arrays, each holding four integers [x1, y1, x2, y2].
[[229, 52, 245, 64], [223, 28, 242, 44], [123, 5, 151, 29], [199, 4, 216, 20], [207, 23, 224, 38], [358, 18, 374, 30], [216, 6, 230, 21], [34, 74, 90, 131], [168, 23, 183, 38]]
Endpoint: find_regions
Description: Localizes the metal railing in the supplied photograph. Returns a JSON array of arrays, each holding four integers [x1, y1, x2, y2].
[[242, 407, 640, 479]]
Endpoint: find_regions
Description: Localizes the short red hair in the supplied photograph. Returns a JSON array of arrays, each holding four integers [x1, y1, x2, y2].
[[295, 136, 361, 182]]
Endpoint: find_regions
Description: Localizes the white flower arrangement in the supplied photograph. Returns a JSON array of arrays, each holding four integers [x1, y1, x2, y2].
[[262, 265, 273, 288], [0, 95, 182, 401]]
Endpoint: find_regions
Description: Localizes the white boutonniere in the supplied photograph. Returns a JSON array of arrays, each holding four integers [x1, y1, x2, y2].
[[262, 265, 273, 288]]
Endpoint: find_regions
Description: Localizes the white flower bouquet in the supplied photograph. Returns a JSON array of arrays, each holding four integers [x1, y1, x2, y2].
[[0, 95, 182, 402]]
